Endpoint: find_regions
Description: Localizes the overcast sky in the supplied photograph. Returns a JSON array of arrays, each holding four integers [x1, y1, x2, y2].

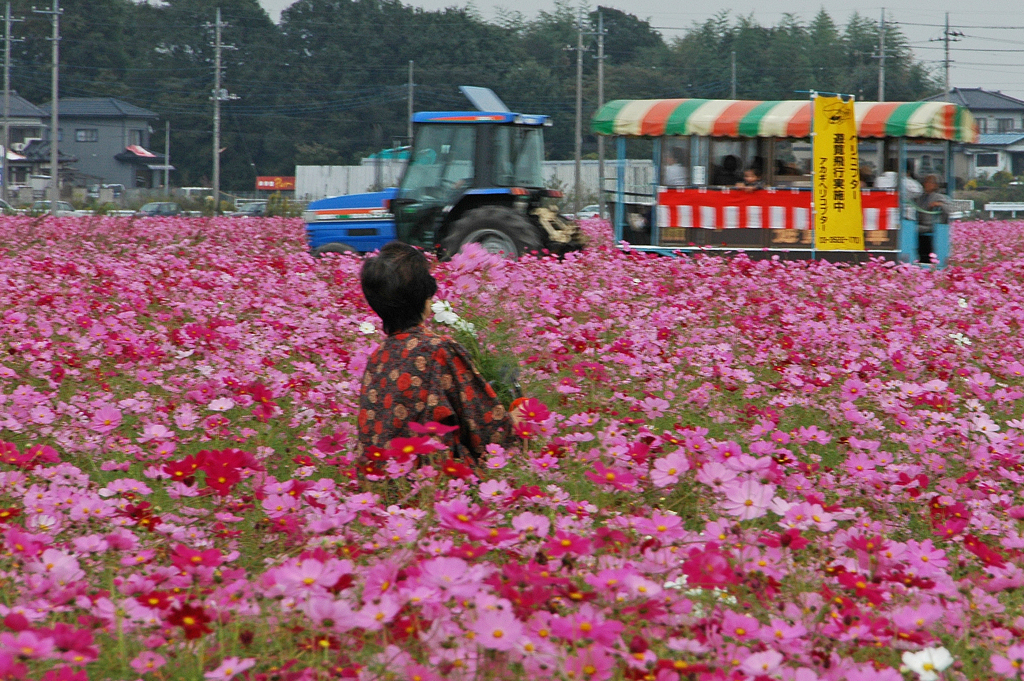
[[257, 0, 1024, 100]]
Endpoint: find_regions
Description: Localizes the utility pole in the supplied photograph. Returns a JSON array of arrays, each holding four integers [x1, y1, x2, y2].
[[877, 9, 885, 102], [2, 2, 23, 206], [931, 13, 962, 102], [594, 11, 606, 219], [212, 7, 223, 213], [164, 120, 170, 196], [407, 60, 414, 143], [730, 50, 737, 99], [34, 0, 60, 215], [573, 7, 585, 215]]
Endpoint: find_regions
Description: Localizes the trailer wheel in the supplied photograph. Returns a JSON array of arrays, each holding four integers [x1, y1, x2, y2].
[[313, 242, 358, 258], [443, 206, 542, 260]]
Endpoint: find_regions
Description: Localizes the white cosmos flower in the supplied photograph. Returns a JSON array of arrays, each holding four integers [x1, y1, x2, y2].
[[901, 647, 954, 681], [957, 298, 968, 308], [208, 397, 235, 412], [431, 300, 460, 325], [358, 321, 376, 335]]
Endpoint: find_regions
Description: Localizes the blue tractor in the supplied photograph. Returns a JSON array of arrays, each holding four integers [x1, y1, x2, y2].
[[302, 88, 583, 259]]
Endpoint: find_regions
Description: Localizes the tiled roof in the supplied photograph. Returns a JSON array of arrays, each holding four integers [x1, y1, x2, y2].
[[39, 97, 158, 119], [0, 91, 46, 118], [922, 88, 1024, 111], [17, 139, 76, 163], [974, 133, 1024, 146]]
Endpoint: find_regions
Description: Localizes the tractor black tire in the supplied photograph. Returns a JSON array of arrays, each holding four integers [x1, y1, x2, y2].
[[312, 242, 358, 258], [442, 206, 543, 260]]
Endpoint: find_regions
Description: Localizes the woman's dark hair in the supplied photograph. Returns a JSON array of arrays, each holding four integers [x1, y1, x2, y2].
[[360, 242, 438, 334]]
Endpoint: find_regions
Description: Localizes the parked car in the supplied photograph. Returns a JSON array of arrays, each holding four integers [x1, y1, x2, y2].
[[0, 199, 15, 215], [576, 204, 605, 220], [136, 202, 182, 217], [234, 201, 268, 218], [29, 201, 78, 217]]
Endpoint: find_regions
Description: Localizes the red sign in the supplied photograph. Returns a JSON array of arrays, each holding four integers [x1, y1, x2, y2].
[[656, 187, 898, 231], [256, 176, 296, 191]]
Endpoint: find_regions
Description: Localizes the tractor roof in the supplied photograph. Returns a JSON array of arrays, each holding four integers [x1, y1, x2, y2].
[[413, 111, 550, 126]]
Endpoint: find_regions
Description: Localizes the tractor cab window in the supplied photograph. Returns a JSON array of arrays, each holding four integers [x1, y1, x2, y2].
[[493, 125, 545, 188], [399, 125, 476, 204]]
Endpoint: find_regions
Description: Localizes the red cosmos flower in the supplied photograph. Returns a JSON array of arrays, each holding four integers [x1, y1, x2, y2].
[[680, 543, 738, 589], [203, 466, 241, 496], [43, 623, 98, 665], [760, 529, 809, 550], [39, 667, 88, 681], [314, 432, 347, 454], [933, 518, 968, 539], [837, 572, 886, 605], [163, 455, 201, 485], [0, 440, 21, 465], [119, 502, 161, 532], [542, 531, 592, 558], [963, 534, 1006, 568], [136, 591, 174, 610], [169, 544, 224, 570], [844, 534, 889, 554], [23, 444, 60, 465], [440, 459, 474, 479], [584, 461, 637, 491], [593, 527, 629, 552], [515, 398, 550, 422], [386, 437, 442, 462], [0, 508, 21, 524], [408, 421, 460, 436], [166, 603, 212, 640]]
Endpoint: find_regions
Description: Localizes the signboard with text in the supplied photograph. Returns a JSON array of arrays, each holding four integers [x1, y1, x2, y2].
[[812, 95, 864, 251], [256, 176, 296, 191]]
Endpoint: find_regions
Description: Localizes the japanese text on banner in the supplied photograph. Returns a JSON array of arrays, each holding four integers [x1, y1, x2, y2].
[[813, 95, 864, 251]]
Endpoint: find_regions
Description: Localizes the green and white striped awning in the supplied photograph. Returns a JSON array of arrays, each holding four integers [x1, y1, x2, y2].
[[591, 98, 978, 142]]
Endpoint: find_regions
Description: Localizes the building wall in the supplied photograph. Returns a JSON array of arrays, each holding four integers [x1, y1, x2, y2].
[[973, 110, 1024, 134], [55, 116, 152, 187]]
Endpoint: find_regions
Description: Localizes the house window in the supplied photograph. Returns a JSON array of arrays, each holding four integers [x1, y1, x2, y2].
[[997, 118, 1015, 133], [75, 129, 98, 143], [977, 153, 999, 167], [129, 129, 144, 146], [977, 118, 987, 134]]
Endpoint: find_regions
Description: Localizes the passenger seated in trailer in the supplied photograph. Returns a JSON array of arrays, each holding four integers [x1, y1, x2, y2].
[[662, 147, 689, 187], [712, 155, 742, 186], [875, 158, 922, 198], [737, 166, 764, 191]]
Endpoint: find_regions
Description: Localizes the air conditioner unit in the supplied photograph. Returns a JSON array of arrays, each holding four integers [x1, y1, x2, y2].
[[12, 138, 40, 152]]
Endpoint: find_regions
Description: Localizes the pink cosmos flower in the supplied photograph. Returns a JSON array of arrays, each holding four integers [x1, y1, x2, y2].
[[651, 451, 689, 488], [741, 649, 784, 677], [562, 646, 616, 681], [511, 512, 550, 537], [130, 651, 166, 674], [695, 462, 737, 490], [991, 644, 1024, 678], [0, 630, 55, 659], [719, 480, 776, 520], [203, 657, 255, 680], [469, 608, 524, 651], [89, 405, 122, 434]]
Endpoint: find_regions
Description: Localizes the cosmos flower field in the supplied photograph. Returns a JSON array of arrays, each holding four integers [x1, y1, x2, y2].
[[1, 215, 1024, 681]]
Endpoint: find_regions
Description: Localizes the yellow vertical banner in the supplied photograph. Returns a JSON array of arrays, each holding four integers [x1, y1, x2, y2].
[[813, 95, 864, 250]]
